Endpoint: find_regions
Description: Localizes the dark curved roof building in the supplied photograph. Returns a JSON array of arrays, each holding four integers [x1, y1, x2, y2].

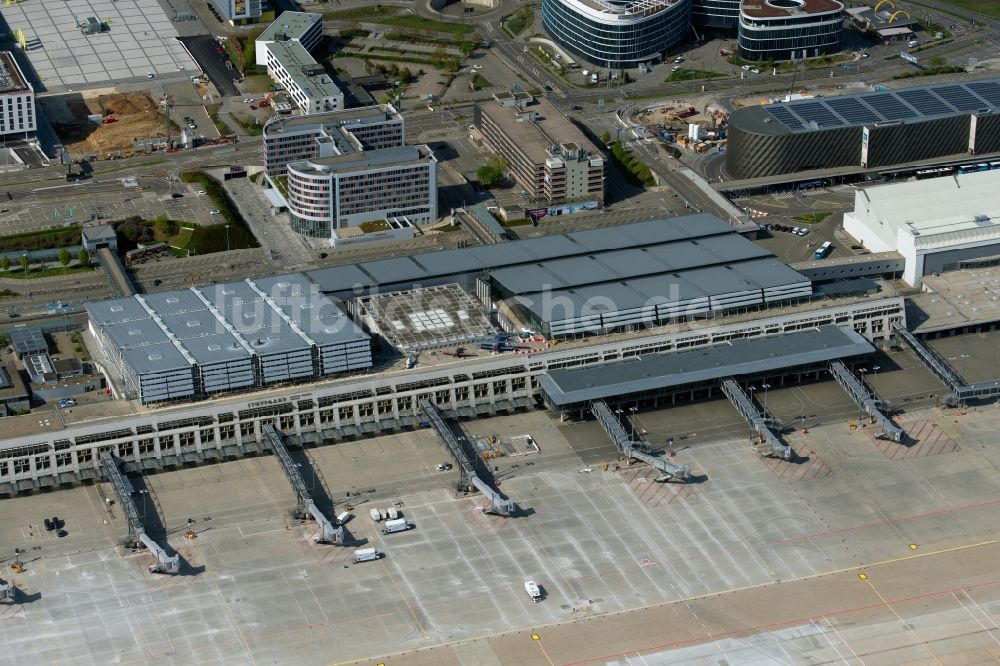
[[725, 78, 1000, 179]]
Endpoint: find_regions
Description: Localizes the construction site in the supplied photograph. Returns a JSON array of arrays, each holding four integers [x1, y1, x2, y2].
[[39, 91, 175, 158], [625, 95, 731, 153]]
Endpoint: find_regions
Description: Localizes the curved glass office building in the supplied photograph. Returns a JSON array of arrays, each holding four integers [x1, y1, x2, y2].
[[691, 0, 740, 32], [541, 0, 691, 68], [738, 0, 844, 61]]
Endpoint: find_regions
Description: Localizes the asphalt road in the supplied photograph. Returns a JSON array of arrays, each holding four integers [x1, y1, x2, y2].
[[178, 35, 240, 97]]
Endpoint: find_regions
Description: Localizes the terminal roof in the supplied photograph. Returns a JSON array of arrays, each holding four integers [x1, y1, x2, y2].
[[539, 325, 873, 406], [308, 215, 735, 294]]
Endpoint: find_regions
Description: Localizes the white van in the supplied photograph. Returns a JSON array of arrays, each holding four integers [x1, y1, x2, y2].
[[908, 39, 919, 48], [591, 73, 598, 83], [524, 580, 542, 602]]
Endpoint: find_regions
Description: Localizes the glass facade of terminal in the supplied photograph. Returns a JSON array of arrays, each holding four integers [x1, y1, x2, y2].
[[738, 6, 844, 61], [541, 0, 691, 68]]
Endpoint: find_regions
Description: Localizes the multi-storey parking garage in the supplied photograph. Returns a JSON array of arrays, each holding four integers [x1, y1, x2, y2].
[[726, 78, 1000, 179], [540, 0, 692, 68], [0, 215, 906, 495]]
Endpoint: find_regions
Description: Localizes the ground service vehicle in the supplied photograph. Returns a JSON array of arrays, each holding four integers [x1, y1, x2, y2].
[[354, 548, 380, 563], [525, 580, 541, 602], [382, 518, 411, 534]]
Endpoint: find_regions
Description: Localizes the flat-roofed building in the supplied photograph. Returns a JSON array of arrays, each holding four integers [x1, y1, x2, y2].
[[262, 105, 404, 177], [474, 92, 604, 204], [0, 52, 35, 137], [844, 169, 1000, 287], [285, 145, 438, 237], [256, 13, 343, 114], [86, 275, 371, 404]]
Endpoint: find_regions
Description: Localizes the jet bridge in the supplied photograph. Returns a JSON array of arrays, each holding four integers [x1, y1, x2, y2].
[[419, 399, 516, 516], [893, 323, 1000, 404], [719, 379, 793, 460], [100, 452, 180, 574], [829, 360, 905, 442], [591, 400, 691, 482], [262, 425, 343, 545]]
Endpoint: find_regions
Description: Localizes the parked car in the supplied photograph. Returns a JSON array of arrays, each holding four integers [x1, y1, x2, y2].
[[435, 463, 453, 471], [209, 209, 221, 215], [171, 193, 184, 198], [243, 97, 254, 103], [674, 56, 684, 63]]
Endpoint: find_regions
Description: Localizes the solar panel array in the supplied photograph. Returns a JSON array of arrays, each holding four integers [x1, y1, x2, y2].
[[765, 78, 1000, 133]]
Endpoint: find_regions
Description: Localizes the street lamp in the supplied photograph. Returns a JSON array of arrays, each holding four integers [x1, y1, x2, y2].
[[870, 365, 880, 394], [21, 252, 28, 299], [225, 224, 231, 269], [629, 405, 638, 441], [761, 383, 771, 413]]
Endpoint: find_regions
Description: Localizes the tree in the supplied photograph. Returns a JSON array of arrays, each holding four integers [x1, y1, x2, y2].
[[601, 130, 612, 145], [477, 154, 508, 188], [78, 248, 89, 266], [928, 55, 946, 68], [0, 256, 9, 272], [58, 248, 71, 267], [19, 254, 29, 273]]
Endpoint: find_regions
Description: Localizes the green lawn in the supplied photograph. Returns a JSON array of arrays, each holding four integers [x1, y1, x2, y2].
[[505, 6, 533, 36], [472, 73, 492, 90], [792, 212, 832, 224], [379, 14, 474, 35], [936, 0, 1000, 18], [666, 69, 726, 82], [323, 6, 401, 21]]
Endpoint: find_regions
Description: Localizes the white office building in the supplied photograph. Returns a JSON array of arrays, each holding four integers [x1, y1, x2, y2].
[[285, 145, 438, 238], [844, 169, 1000, 287], [0, 52, 35, 137], [256, 12, 344, 114]]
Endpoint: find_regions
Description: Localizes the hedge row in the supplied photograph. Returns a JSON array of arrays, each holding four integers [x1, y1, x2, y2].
[[610, 141, 655, 187]]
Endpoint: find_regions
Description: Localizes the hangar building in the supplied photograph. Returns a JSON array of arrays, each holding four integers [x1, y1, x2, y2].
[[843, 169, 1000, 287], [726, 78, 1000, 179]]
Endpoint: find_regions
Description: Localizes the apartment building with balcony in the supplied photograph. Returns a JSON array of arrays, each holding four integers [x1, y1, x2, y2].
[[473, 92, 604, 205]]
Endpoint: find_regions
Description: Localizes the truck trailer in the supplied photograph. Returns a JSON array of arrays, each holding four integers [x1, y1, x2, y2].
[[354, 548, 380, 563], [382, 518, 412, 534]]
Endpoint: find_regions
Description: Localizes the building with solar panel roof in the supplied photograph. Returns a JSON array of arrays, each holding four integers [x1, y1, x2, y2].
[[726, 78, 1000, 179]]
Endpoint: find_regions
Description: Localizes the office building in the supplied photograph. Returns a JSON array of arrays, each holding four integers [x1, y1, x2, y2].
[[212, 0, 262, 25], [285, 145, 438, 237], [541, 0, 691, 68], [738, 0, 844, 61], [262, 105, 404, 177], [542, 0, 844, 66], [691, 0, 740, 31], [256, 12, 343, 114], [473, 92, 604, 204], [0, 52, 35, 137]]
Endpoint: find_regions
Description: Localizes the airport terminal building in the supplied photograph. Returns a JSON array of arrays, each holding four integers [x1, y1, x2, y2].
[[726, 78, 1000, 179], [0, 216, 906, 493]]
